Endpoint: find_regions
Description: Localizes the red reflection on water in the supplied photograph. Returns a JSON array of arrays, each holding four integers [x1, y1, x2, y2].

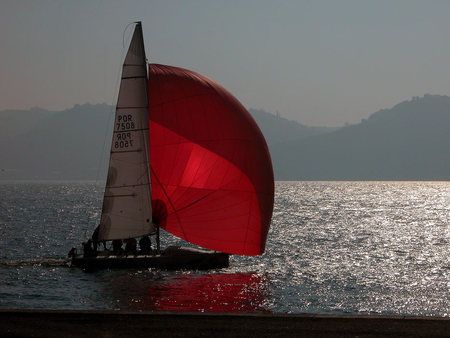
[[132, 273, 270, 313]]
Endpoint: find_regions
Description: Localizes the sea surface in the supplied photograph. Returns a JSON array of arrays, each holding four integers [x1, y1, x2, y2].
[[0, 181, 448, 316]]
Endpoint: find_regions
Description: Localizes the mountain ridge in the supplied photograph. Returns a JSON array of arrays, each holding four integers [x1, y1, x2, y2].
[[272, 94, 450, 180], [1, 95, 449, 180]]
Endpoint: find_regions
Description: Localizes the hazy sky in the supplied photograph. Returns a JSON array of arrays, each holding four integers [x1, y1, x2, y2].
[[1, 1, 449, 126]]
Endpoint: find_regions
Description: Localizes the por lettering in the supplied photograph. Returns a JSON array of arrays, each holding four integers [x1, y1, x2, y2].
[[118, 115, 133, 122], [117, 133, 131, 140]]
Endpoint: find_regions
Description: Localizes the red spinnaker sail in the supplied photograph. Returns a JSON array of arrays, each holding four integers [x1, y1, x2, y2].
[[148, 64, 274, 255]]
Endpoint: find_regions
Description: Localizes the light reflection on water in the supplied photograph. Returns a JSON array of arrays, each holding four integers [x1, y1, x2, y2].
[[100, 271, 270, 313], [0, 181, 448, 316]]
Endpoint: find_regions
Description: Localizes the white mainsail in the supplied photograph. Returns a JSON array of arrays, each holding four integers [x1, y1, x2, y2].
[[99, 22, 154, 240]]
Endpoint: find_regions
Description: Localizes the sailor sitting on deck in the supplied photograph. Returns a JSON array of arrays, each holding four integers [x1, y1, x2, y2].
[[139, 235, 152, 255], [83, 240, 96, 258], [124, 238, 137, 256], [112, 239, 124, 256], [67, 247, 77, 258], [92, 225, 107, 251]]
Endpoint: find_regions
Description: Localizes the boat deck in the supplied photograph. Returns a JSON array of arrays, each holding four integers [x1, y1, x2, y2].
[[71, 246, 229, 270]]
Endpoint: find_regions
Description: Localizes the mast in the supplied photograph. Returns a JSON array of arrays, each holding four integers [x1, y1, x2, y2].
[[98, 22, 155, 241]]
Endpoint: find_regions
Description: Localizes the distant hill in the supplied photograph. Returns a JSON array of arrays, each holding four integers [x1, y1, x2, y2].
[[272, 94, 450, 180], [0, 107, 55, 140], [248, 108, 336, 146], [1, 104, 114, 180], [0, 103, 331, 180], [1, 95, 448, 181]]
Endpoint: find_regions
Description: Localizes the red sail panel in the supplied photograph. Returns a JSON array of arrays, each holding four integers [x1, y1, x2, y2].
[[149, 64, 274, 255]]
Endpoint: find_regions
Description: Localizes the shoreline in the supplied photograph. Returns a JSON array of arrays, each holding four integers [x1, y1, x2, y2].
[[1, 310, 448, 337]]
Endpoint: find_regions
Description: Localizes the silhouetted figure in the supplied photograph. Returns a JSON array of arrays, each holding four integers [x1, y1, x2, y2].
[[68, 247, 77, 258], [139, 236, 152, 254], [112, 239, 124, 256], [92, 225, 107, 251], [83, 240, 96, 258], [124, 238, 137, 256]]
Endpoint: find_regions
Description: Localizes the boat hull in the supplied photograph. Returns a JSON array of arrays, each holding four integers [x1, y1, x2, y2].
[[71, 246, 229, 271]]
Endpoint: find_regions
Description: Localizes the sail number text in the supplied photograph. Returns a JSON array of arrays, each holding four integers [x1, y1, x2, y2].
[[114, 115, 136, 149], [116, 114, 135, 131], [114, 132, 134, 149]]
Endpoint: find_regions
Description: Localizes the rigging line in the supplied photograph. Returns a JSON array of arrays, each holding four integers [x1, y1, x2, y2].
[[83, 23, 134, 239], [174, 191, 253, 218], [150, 167, 188, 241], [171, 190, 216, 214], [84, 110, 115, 239], [122, 22, 136, 49]]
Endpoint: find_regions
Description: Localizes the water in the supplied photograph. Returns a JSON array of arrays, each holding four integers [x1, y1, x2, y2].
[[0, 181, 448, 316]]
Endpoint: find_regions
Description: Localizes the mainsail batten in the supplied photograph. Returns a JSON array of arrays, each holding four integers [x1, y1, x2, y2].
[[99, 22, 154, 241]]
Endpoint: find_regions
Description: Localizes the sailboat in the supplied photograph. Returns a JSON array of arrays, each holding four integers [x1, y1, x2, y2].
[[71, 22, 274, 270]]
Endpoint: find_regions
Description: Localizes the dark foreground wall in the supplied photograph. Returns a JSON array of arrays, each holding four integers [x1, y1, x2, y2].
[[0, 310, 449, 337]]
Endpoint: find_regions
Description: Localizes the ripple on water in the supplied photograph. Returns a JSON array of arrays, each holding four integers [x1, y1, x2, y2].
[[0, 181, 449, 315]]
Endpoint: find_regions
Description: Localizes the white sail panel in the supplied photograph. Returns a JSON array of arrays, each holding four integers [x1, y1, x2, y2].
[[99, 23, 154, 240]]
